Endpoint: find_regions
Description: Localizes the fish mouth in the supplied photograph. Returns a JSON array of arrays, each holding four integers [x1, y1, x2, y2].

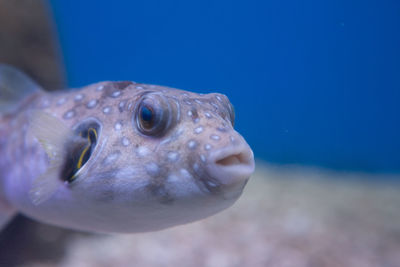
[[205, 140, 255, 188]]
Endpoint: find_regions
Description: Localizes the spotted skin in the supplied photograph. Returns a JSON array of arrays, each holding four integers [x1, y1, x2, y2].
[[0, 80, 254, 233]]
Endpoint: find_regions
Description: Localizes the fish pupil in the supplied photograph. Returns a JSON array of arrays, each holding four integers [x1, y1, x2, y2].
[[140, 105, 154, 128], [141, 106, 153, 121]]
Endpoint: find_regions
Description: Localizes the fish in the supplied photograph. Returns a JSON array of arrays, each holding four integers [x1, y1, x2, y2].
[[0, 64, 255, 233]]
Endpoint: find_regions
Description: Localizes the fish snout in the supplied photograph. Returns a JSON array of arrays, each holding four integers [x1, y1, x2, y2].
[[205, 138, 255, 195]]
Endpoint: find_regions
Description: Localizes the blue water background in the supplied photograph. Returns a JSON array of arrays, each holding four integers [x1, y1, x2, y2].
[[49, 0, 400, 173]]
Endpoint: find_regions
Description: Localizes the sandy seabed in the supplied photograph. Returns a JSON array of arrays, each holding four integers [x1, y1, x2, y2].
[[1, 161, 400, 267]]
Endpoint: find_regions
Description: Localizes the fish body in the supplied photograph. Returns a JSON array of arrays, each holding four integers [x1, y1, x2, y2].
[[0, 65, 254, 233]]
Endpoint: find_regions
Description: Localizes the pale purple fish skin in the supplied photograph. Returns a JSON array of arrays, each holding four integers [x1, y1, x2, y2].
[[0, 81, 254, 233]]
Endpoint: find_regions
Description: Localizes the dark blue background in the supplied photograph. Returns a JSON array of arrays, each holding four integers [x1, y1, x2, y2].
[[49, 0, 400, 173]]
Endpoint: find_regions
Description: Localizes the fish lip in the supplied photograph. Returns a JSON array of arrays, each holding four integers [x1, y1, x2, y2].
[[206, 141, 255, 186]]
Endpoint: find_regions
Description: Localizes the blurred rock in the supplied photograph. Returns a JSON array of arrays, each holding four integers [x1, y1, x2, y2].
[[0, 0, 65, 89], [0, 215, 88, 267]]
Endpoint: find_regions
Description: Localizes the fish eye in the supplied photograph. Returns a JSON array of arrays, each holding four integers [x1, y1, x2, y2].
[[135, 93, 174, 136]]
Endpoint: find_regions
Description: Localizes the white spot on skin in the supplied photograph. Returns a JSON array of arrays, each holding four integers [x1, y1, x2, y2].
[[122, 137, 130, 146], [119, 101, 126, 111], [57, 98, 67, 106], [135, 86, 144, 90], [195, 99, 202, 104], [217, 126, 228, 132], [180, 169, 192, 180], [210, 135, 221, 141], [111, 90, 121, 98], [167, 151, 180, 162], [41, 99, 50, 108], [167, 174, 179, 183], [87, 99, 98, 109], [204, 144, 212, 150], [194, 126, 203, 134], [187, 140, 198, 149], [116, 167, 137, 179], [200, 154, 206, 162], [160, 137, 173, 146], [184, 100, 192, 105], [136, 146, 150, 158], [187, 110, 193, 116], [211, 102, 219, 110], [193, 163, 200, 172], [205, 112, 212, 118], [96, 85, 104, 91], [74, 94, 84, 101], [114, 122, 122, 131], [230, 136, 235, 143], [104, 152, 120, 165], [216, 95, 223, 102], [103, 106, 112, 114], [176, 128, 184, 136], [145, 162, 160, 177], [63, 110, 75, 119], [204, 180, 219, 189]]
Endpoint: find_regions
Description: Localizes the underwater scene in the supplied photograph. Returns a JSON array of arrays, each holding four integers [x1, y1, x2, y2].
[[0, 0, 399, 266]]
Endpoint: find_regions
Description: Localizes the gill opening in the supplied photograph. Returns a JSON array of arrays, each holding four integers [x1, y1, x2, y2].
[[61, 121, 100, 183]]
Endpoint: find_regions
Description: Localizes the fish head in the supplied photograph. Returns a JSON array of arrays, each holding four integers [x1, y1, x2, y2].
[[30, 82, 255, 233]]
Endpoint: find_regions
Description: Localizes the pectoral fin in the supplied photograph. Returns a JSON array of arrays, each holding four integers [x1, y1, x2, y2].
[[29, 165, 64, 205], [29, 111, 74, 205]]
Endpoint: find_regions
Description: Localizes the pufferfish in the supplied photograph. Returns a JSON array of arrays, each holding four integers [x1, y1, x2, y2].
[[0, 64, 255, 233]]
